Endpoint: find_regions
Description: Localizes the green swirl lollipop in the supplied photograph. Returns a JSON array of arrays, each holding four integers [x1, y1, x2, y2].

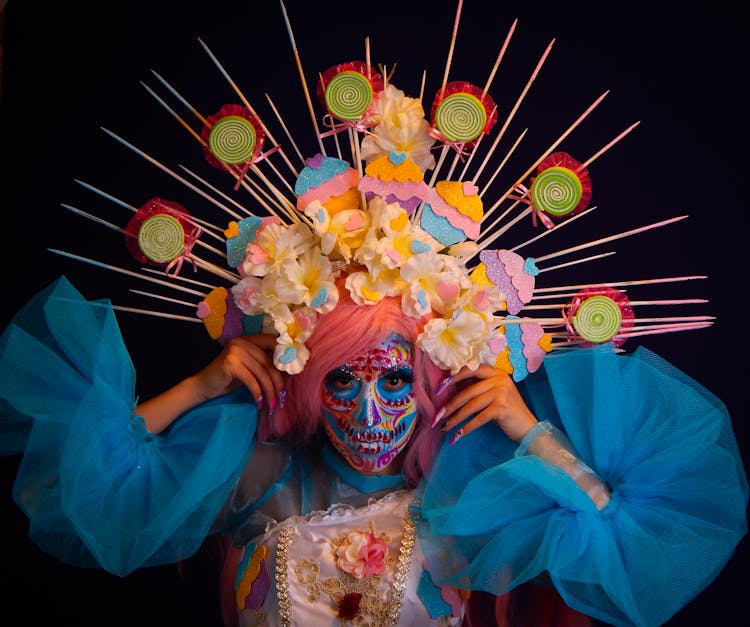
[[571, 295, 622, 343], [434, 92, 487, 142], [324, 70, 373, 121], [137, 214, 186, 264], [208, 115, 257, 164], [529, 166, 583, 217]]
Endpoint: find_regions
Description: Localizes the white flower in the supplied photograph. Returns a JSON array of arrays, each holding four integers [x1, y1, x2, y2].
[[304, 201, 370, 261], [345, 269, 402, 305], [242, 222, 314, 277], [231, 275, 264, 315], [274, 248, 339, 314], [361, 85, 436, 171], [418, 308, 488, 373]]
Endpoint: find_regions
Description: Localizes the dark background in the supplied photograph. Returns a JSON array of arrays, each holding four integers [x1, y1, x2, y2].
[[0, 0, 746, 624]]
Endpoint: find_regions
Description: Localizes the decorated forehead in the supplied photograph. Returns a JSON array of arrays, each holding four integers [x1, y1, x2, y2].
[[60, 1, 711, 383], [344, 335, 414, 377]]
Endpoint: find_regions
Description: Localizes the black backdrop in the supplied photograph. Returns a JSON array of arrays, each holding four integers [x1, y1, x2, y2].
[[1, 0, 746, 624]]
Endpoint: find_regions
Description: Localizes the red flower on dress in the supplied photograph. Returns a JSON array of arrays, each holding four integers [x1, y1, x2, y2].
[[338, 592, 363, 620]]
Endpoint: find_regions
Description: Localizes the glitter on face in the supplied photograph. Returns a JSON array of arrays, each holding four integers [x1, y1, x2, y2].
[[321, 333, 417, 473]]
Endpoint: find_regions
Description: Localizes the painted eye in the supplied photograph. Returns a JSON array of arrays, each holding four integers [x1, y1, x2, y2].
[[326, 369, 357, 390], [381, 369, 413, 392]]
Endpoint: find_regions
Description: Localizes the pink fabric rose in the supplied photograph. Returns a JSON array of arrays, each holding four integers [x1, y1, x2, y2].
[[336, 531, 388, 579]]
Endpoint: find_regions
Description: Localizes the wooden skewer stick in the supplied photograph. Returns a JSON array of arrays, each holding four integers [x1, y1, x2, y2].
[[279, 1, 326, 155], [149, 69, 208, 126], [140, 81, 296, 222], [479, 89, 609, 230], [48, 249, 207, 297], [177, 165, 256, 218], [509, 206, 597, 252], [62, 202, 226, 262], [141, 81, 206, 146], [74, 179, 228, 245], [533, 275, 707, 294], [438, 0, 465, 100], [580, 121, 640, 171], [74, 179, 135, 212], [476, 126, 527, 200], [522, 298, 709, 311], [482, 18, 517, 97], [265, 93, 305, 165], [471, 39, 555, 186], [141, 267, 216, 290], [146, 75, 298, 201], [614, 322, 713, 339], [197, 36, 299, 176], [537, 251, 616, 273], [111, 305, 203, 323], [100, 127, 247, 220], [534, 215, 688, 263], [130, 289, 198, 308]]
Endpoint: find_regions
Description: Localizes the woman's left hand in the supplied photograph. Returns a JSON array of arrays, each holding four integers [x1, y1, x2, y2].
[[433, 365, 538, 444]]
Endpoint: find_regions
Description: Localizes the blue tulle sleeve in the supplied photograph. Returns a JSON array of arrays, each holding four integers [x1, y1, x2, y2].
[[419, 345, 748, 627], [0, 277, 258, 576]]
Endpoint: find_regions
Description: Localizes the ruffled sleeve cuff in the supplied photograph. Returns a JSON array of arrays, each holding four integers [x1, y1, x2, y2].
[[1, 277, 258, 576], [419, 345, 748, 626]]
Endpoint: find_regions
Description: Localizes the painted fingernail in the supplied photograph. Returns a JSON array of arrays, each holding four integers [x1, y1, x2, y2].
[[430, 407, 445, 428], [449, 428, 463, 445], [436, 375, 453, 396], [278, 388, 287, 409], [256, 395, 264, 409], [270, 395, 277, 411]]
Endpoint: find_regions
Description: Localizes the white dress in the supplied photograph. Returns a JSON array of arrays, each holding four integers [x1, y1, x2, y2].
[[235, 490, 465, 626]]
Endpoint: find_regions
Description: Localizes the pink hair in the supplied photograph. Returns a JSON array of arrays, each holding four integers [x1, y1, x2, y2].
[[256, 280, 447, 486]]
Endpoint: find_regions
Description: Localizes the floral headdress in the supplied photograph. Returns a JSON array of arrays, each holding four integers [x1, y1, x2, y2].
[[56, 1, 712, 381]]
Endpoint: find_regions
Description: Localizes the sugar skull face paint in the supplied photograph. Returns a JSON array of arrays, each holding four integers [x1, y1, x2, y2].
[[322, 333, 418, 473]]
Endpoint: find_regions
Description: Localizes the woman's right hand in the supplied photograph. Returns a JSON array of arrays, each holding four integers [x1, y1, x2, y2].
[[191, 334, 285, 406], [137, 334, 285, 434]]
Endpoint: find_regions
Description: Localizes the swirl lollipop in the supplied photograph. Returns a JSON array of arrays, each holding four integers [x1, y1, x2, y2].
[[529, 151, 592, 219], [564, 286, 634, 347], [316, 61, 384, 123], [429, 81, 497, 146], [125, 198, 195, 267], [201, 104, 265, 170]]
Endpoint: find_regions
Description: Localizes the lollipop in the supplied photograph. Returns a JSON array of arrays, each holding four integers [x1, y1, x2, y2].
[[420, 180, 483, 245], [529, 151, 592, 219], [357, 151, 431, 216], [316, 61, 384, 124], [564, 286, 634, 347], [429, 81, 497, 147], [125, 198, 196, 267], [472, 249, 539, 314], [201, 104, 265, 171], [295, 154, 361, 216]]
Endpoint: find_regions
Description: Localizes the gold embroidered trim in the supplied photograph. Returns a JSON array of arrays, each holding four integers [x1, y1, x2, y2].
[[274, 506, 416, 626], [276, 526, 294, 626]]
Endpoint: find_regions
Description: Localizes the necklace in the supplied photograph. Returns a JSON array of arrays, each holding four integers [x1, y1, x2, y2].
[[274, 498, 417, 626]]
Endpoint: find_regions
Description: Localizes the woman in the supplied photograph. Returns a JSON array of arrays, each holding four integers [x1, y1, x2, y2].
[[0, 274, 744, 626]]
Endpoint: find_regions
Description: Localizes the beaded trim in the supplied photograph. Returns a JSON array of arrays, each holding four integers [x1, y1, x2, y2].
[[274, 507, 416, 626]]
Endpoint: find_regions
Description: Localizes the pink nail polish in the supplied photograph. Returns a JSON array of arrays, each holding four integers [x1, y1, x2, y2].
[[430, 407, 445, 428], [256, 395, 263, 409], [449, 428, 463, 445], [270, 396, 277, 411], [436, 375, 453, 396]]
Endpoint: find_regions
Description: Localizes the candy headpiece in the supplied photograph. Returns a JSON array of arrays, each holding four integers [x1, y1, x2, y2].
[[53, 1, 712, 380]]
